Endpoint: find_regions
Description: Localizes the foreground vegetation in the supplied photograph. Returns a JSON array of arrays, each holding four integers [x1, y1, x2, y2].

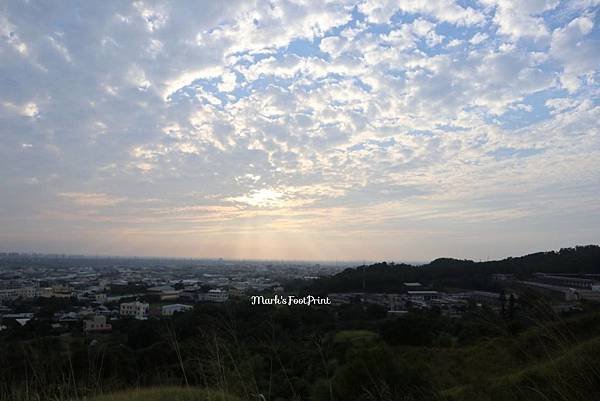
[[87, 387, 239, 401], [2, 298, 600, 401]]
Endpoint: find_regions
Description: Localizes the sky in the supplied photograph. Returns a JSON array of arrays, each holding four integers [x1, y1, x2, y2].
[[1, 0, 599, 262]]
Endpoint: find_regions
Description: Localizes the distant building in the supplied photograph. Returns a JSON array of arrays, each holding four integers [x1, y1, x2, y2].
[[84, 315, 112, 332], [94, 293, 108, 304], [205, 289, 229, 303], [491, 274, 515, 281], [0, 281, 39, 302], [38, 285, 74, 299], [533, 273, 597, 290], [517, 281, 580, 301], [162, 304, 193, 316], [454, 291, 504, 305], [120, 301, 149, 320], [327, 292, 404, 309], [147, 285, 180, 300], [406, 291, 440, 301]]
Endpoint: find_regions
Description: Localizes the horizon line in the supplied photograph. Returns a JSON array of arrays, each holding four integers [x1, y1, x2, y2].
[[1, 244, 597, 266]]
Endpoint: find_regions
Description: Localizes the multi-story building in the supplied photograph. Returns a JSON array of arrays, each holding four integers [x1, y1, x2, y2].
[[38, 285, 74, 299], [83, 315, 112, 332], [120, 301, 149, 320], [147, 285, 180, 301], [204, 289, 229, 303], [0, 281, 39, 302], [94, 293, 108, 304]]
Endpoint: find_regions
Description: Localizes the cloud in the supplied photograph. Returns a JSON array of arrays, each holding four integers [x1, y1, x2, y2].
[[59, 193, 127, 207], [549, 16, 599, 92], [162, 67, 224, 100], [481, 0, 559, 40], [359, 0, 484, 26], [469, 32, 489, 44], [2, 101, 39, 117], [0, 0, 598, 260]]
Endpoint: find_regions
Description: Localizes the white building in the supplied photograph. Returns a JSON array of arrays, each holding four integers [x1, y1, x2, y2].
[[0, 282, 39, 302], [38, 285, 74, 299], [162, 304, 193, 316], [120, 301, 149, 320], [94, 293, 108, 304], [205, 289, 229, 303], [84, 315, 112, 332]]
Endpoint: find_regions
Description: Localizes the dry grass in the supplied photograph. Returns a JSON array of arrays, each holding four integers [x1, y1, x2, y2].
[[86, 387, 240, 401]]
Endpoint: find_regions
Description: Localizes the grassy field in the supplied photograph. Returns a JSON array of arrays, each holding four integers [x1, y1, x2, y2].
[[3, 307, 600, 401], [87, 387, 240, 401], [333, 329, 378, 344]]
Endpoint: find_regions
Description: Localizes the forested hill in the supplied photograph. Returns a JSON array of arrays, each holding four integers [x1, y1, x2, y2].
[[306, 245, 600, 294]]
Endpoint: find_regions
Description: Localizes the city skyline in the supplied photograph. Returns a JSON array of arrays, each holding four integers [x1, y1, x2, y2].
[[1, 1, 599, 261]]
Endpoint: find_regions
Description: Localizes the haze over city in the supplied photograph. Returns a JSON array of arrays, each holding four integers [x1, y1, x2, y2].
[[1, 1, 599, 261]]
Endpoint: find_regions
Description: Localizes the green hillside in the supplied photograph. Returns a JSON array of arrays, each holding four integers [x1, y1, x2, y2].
[[307, 245, 600, 293]]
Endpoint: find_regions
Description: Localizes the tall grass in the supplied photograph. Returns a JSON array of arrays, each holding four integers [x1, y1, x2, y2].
[[2, 303, 600, 401]]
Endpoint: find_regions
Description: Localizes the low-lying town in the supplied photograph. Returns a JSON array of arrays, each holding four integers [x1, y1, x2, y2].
[[1, 254, 599, 334], [0, 254, 349, 333]]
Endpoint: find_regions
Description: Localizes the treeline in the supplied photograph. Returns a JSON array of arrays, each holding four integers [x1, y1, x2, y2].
[[306, 245, 600, 294]]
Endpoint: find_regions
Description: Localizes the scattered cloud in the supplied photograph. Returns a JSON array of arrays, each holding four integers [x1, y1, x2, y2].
[[0, 0, 598, 260], [59, 193, 127, 207]]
